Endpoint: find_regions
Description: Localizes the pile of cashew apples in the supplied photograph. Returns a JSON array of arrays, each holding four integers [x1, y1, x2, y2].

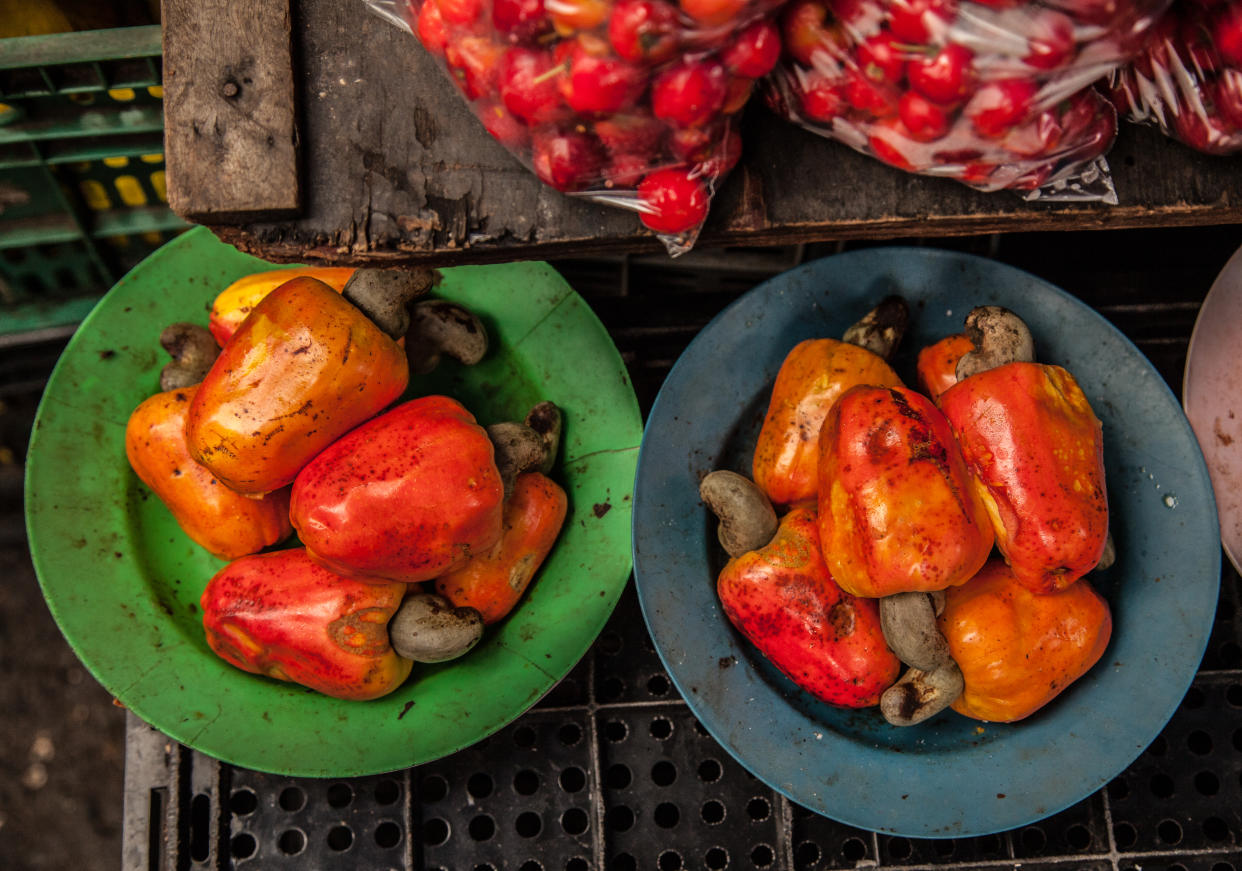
[[702, 298, 1113, 726], [124, 266, 568, 701]]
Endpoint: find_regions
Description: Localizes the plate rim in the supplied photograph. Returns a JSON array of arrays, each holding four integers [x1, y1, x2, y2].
[[631, 244, 1221, 836]]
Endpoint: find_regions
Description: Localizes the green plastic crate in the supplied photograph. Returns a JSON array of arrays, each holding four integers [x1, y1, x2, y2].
[[0, 25, 187, 338]]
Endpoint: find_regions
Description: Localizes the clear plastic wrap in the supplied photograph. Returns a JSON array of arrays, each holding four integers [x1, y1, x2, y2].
[[763, 0, 1172, 202], [1106, 0, 1242, 155], [366, 0, 787, 255]]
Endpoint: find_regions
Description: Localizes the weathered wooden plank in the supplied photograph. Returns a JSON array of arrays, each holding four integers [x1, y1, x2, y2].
[[200, 0, 1242, 265], [162, 0, 300, 223]]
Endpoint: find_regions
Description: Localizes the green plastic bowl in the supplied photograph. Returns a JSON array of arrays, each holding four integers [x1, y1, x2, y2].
[[25, 227, 641, 777]]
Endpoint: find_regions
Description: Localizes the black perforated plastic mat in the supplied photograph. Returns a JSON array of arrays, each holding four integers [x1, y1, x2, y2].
[[113, 228, 1242, 871]]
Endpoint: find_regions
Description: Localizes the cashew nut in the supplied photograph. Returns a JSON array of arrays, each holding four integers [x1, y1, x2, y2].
[[389, 593, 484, 663], [158, 323, 219, 391], [955, 305, 1036, 381], [1095, 529, 1116, 572], [880, 662, 965, 727], [405, 298, 490, 375], [699, 470, 778, 558], [841, 295, 910, 361], [879, 592, 953, 672], [524, 401, 563, 475], [341, 267, 437, 339]]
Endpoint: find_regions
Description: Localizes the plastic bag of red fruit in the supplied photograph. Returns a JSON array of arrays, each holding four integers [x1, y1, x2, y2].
[[763, 0, 1172, 202], [1105, 0, 1242, 155], [365, 0, 788, 256]]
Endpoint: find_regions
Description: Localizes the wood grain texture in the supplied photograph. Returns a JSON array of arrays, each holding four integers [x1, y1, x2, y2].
[[193, 0, 1242, 264], [162, 0, 300, 223]]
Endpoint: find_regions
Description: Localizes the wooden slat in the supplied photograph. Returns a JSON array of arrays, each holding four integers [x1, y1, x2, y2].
[[161, 0, 300, 224], [195, 0, 1242, 265]]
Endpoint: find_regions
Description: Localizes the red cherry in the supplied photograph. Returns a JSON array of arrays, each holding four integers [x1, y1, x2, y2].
[[560, 34, 647, 116], [604, 152, 652, 188], [651, 59, 729, 127], [828, 0, 869, 26], [415, 0, 449, 56], [698, 127, 743, 179], [435, 0, 481, 25], [967, 78, 1038, 138], [1214, 2, 1242, 67], [548, 0, 611, 32], [668, 122, 717, 162], [722, 76, 754, 114], [1023, 9, 1076, 70], [887, 0, 956, 45], [898, 90, 953, 141], [477, 99, 530, 149], [444, 37, 505, 101], [906, 42, 976, 104], [498, 47, 565, 124], [679, 0, 748, 27], [594, 113, 667, 155], [798, 71, 848, 123], [857, 32, 905, 84], [782, 0, 851, 69], [608, 0, 681, 65], [722, 19, 783, 79], [1213, 70, 1242, 129], [845, 67, 900, 117], [867, 116, 919, 171], [531, 127, 605, 191], [1000, 109, 1063, 158], [493, 0, 549, 40], [636, 168, 709, 235]]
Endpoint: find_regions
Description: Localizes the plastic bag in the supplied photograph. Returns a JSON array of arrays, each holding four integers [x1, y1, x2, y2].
[[1106, 0, 1242, 155], [763, 0, 1172, 202], [366, 0, 787, 255]]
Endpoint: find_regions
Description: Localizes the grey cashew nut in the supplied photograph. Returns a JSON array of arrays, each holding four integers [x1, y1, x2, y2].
[[1095, 530, 1116, 572], [699, 470, 778, 559], [159, 323, 219, 391], [487, 402, 561, 499], [341, 267, 437, 340], [841, 295, 910, 361], [955, 305, 1036, 381], [389, 593, 484, 663], [879, 592, 953, 672], [880, 662, 965, 726], [406, 298, 489, 375]]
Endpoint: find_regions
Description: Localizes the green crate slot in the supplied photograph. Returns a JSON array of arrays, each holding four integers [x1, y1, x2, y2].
[[0, 24, 186, 338]]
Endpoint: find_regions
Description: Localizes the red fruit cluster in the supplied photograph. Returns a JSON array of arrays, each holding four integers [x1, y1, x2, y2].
[[767, 0, 1167, 193], [1107, 0, 1242, 155], [404, 0, 787, 237]]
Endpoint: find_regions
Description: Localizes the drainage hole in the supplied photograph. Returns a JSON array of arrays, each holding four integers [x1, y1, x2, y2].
[[561, 807, 589, 836], [647, 674, 670, 695], [1182, 686, 1206, 709], [1147, 735, 1169, 757], [423, 817, 450, 847], [375, 779, 400, 805], [375, 821, 402, 849], [1196, 770, 1220, 796], [513, 726, 537, 748], [327, 825, 353, 852], [1203, 817, 1230, 842], [701, 800, 725, 825], [658, 850, 683, 870], [607, 805, 635, 832], [327, 783, 353, 808], [1227, 684, 1242, 707], [794, 840, 820, 869], [651, 760, 677, 787], [1149, 772, 1175, 799], [598, 631, 623, 655], [516, 811, 542, 838], [514, 769, 541, 795], [559, 722, 583, 745], [1108, 778, 1130, 801], [1114, 822, 1138, 849], [604, 720, 628, 742], [1066, 823, 1092, 850], [933, 839, 956, 857], [1020, 827, 1046, 852], [1158, 819, 1183, 845], [278, 829, 306, 855], [842, 837, 867, 862], [888, 837, 913, 860], [599, 676, 625, 701], [747, 797, 770, 821], [650, 717, 673, 740], [1188, 729, 1213, 755], [420, 774, 449, 803], [469, 815, 496, 841], [751, 844, 774, 867], [229, 789, 258, 816], [230, 833, 256, 860], [698, 759, 722, 783], [468, 772, 494, 799], [566, 858, 590, 871], [519, 862, 543, 871], [611, 854, 636, 871], [560, 766, 586, 793], [654, 802, 680, 829], [706, 846, 729, 870], [606, 763, 632, 790]]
